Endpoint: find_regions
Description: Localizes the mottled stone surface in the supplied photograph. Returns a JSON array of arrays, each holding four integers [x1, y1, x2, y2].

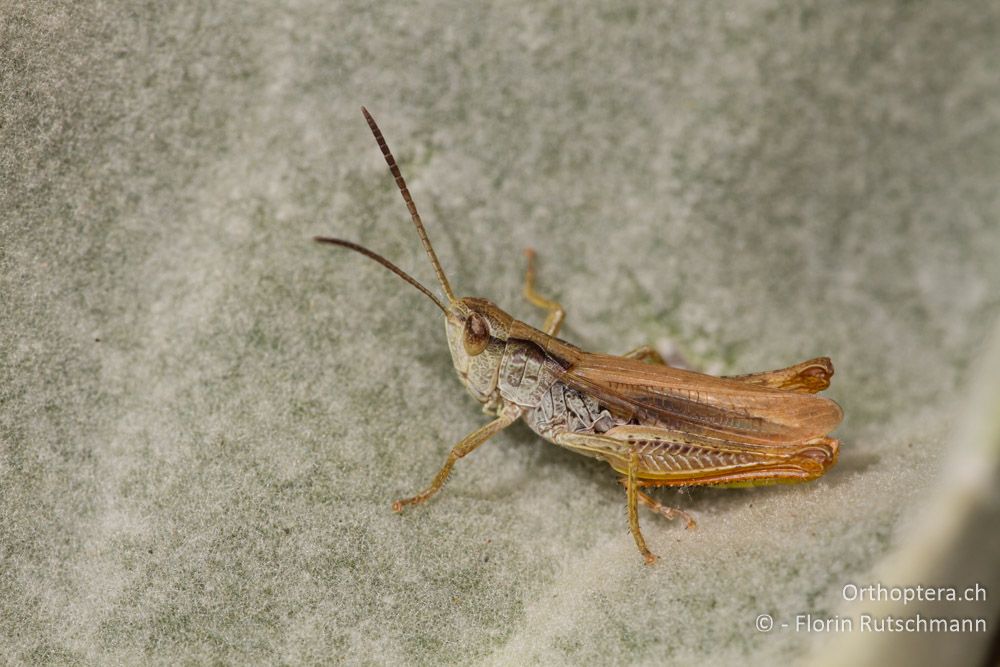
[[3, 2, 999, 664]]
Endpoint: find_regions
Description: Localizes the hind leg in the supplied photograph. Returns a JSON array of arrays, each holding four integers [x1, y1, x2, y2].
[[725, 357, 834, 394], [622, 343, 697, 369], [623, 345, 668, 365], [623, 345, 834, 395]]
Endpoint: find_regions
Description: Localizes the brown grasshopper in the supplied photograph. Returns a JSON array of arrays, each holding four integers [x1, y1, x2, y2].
[[316, 108, 843, 564]]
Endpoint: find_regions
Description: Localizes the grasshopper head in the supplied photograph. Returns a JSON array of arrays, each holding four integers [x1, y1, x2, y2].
[[317, 108, 516, 404], [445, 298, 513, 402]]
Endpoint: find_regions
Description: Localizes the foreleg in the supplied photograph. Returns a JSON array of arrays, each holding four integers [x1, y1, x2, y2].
[[392, 410, 517, 512]]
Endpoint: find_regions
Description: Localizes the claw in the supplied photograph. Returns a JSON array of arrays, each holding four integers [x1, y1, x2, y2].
[[657, 507, 697, 529]]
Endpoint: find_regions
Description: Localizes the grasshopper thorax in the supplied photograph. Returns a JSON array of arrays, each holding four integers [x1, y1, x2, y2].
[[445, 298, 514, 403]]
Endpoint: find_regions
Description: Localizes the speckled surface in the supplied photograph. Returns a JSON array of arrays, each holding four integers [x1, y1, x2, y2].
[[3, 2, 1000, 664]]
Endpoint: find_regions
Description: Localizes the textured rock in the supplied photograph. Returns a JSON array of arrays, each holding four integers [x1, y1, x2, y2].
[[3, 2, 999, 664]]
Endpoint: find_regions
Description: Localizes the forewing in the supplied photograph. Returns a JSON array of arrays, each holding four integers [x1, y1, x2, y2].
[[559, 352, 843, 447]]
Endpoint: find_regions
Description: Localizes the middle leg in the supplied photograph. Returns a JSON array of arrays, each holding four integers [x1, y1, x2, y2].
[[626, 448, 657, 565], [617, 479, 697, 529], [522, 248, 565, 336]]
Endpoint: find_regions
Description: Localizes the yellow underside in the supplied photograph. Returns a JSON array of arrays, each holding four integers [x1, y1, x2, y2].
[[607, 461, 824, 487]]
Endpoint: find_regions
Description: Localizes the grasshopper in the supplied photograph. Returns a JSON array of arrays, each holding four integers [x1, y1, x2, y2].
[[317, 108, 843, 564]]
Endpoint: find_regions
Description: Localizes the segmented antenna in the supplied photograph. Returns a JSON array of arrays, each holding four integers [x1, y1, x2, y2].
[[361, 107, 457, 304], [313, 236, 448, 313]]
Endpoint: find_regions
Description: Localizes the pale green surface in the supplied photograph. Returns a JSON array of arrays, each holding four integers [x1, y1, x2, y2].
[[3, 2, 1000, 665], [814, 314, 1000, 667]]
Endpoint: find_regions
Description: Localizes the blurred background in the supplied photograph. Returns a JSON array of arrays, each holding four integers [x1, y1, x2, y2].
[[2, 2, 999, 664]]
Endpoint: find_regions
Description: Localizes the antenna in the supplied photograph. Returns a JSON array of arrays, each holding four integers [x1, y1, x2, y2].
[[361, 107, 457, 303], [313, 236, 448, 313]]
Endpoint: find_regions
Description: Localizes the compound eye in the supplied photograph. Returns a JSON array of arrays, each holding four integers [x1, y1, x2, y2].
[[463, 313, 490, 356]]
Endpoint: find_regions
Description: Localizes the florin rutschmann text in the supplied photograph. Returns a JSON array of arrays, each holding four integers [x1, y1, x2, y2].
[[754, 582, 988, 634]]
